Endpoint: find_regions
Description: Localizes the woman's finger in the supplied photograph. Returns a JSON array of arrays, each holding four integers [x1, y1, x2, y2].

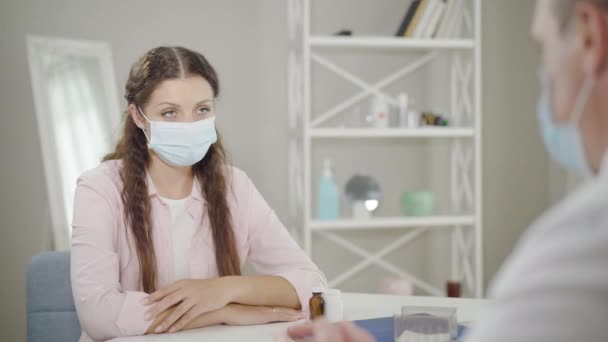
[[168, 307, 199, 333], [146, 291, 184, 320], [155, 300, 194, 333], [144, 281, 181, 305]]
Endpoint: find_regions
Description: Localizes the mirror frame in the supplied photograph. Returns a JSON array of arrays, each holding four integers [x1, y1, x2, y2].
[[26, 35, 120, 250]]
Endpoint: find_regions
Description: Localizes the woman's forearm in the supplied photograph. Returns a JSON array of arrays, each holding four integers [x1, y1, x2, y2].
[[147, 305, 225, 334], [147, 303, 304, 334], [145, 276, 301, 335], [226, 275, 302, 310]]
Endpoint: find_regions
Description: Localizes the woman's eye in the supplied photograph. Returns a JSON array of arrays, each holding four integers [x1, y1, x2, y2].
[[198, 107, 211, 115], [161, 111, 177, 118]]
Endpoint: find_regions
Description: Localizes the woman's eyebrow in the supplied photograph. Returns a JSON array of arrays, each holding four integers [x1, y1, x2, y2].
[[156, 101, 180, 107], [195, 99, 213, 106]]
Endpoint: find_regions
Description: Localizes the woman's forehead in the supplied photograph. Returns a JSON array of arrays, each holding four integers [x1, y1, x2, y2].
[[148, 76, 214, 107]]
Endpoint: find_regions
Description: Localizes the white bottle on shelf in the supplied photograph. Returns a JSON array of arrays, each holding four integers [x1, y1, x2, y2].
[[397, 93, 409, 128], [369, 94, 390, 129], [317, 159, 339, 221], [407, 98, 420, 128]]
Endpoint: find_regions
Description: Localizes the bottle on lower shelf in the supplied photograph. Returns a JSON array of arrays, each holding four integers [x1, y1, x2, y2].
[[446, 280, 462, 298], [317, 159, 340, 221]]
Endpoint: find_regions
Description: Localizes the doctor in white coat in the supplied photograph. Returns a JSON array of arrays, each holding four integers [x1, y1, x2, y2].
[[286, 0, 608, 341]]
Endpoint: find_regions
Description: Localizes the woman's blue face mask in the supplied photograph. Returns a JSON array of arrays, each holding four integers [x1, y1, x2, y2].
[[138, 107, 217, 167]]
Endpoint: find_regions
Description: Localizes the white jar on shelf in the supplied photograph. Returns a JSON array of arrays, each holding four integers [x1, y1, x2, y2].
[[369, 94, 390, 129]]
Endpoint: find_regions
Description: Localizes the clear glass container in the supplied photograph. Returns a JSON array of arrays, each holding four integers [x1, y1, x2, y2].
[[393, 306, 458, 341]]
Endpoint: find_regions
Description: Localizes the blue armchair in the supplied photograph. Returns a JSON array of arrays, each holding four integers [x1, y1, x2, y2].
[[27, 251, 81, 342]]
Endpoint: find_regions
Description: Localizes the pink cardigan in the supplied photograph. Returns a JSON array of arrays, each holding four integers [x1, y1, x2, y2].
[[70, 160, 326, 341]]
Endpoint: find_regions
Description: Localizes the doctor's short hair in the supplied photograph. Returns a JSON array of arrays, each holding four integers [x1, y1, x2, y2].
[[554, 0, 608, 31]]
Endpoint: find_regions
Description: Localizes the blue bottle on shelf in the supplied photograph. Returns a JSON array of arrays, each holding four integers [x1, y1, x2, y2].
[[317, 159, 340, 220]]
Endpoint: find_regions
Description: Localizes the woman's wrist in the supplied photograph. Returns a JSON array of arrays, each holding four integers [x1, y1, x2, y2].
[[219, 275, 301, 309], [185, 305, 228, 329], [221, 275, 249, 304]]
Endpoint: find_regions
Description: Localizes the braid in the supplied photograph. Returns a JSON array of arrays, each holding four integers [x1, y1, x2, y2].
[[194, 133, 241, 276], [121, 118, 157, 292]]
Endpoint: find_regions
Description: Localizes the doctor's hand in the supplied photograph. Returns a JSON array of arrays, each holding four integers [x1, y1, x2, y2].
[[144, 278, 233, 333], [285, 319, 375, 342]]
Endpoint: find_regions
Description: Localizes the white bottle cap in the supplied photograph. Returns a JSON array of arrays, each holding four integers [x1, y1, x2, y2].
[[312, 286, 324, 294], [322, 159, 333, 178], [322, 289, 341, 296]]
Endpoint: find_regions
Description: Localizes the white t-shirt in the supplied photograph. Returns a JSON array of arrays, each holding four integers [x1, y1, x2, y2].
[[160, 196, 196, 280], [465, 156, 608, 342]]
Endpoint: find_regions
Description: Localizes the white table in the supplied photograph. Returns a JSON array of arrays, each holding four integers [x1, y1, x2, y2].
[[111, 293, 488, 342]]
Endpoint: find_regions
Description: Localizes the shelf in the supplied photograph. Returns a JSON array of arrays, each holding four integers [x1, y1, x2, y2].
[[309, 36, 475, 50], [292, 0, 483, 298], [310, 215, 475, 231], [309, 127, 475, 139]]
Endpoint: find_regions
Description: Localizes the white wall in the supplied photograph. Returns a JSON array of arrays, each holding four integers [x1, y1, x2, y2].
[[480, 0, 550, 289], [0, 0, 549, 340], [0, 1, 290, 340]]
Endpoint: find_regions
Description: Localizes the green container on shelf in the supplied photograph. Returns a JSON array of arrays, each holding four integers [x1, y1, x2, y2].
[[400, 191, 435, 216]]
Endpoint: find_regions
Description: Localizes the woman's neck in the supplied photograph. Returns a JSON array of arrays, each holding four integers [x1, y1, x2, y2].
[[147, 152, 194, 200]]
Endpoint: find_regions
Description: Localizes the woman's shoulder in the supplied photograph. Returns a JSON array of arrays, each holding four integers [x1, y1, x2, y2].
[[224, 165, 247, 182], [222, 165, 256, 203], [224, 165, 257, 191], [77, 159, 124, 195]]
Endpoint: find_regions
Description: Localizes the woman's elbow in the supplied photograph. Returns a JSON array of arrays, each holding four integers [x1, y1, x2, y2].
[[74, 288, 152, 340], [78, 314, 119, 342], [74, 297, 132, 341]]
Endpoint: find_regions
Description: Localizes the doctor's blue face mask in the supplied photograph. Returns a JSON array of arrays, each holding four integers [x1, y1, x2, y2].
[[138, 107, 218, 167], [536, 68, 595, 176]]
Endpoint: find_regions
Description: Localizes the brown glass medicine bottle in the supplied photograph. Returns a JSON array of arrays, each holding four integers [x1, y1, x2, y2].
[[309, 288, 325, 320]]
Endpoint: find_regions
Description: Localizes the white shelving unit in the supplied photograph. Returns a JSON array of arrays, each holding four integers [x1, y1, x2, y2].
[[310, 215, 475, 231], [310, 128, 475, 139], [287, 0, 483, 298], [310, 36, 475, 50]]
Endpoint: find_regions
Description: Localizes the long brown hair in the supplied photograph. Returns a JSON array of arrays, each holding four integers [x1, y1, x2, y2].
[[104, 46, 241, 293]]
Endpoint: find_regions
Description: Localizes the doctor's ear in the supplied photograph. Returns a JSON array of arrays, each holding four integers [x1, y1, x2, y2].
[[129, 104, 146, 130], [575, 1, 608, 76]]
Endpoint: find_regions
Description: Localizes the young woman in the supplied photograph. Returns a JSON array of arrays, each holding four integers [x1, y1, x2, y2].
[[70, 46, 327, 342]]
